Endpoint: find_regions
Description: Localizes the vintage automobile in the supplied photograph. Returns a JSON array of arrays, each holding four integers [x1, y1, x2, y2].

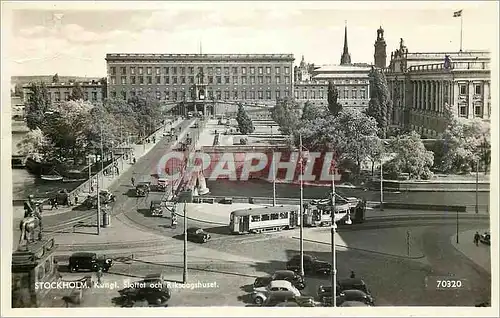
[[254, 270, 306, 290], [68, 252, 113, 272], [84, 189, 116, 208], [118, 273, 171, 307], [135, 182, 151, 197], [323, 290, 375, 306], [286, 254, 331, 276], [262, 291, 315, 307], [187, 227, 211, 243], [251, 280, 301, 305], [149, 200, 163, 217], [480, 232, 490, 245], [317, 278, 371, 303], [157, 178, 169, 192]]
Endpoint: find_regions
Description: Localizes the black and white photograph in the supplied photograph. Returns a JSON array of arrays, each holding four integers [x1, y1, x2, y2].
[[1, 1, 498, 316]]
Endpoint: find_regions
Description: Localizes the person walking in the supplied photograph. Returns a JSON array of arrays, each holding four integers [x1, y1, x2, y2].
[[474, 232, 480, 246], [96, 266, 103, 285], [350, 271, 356, 279], [131, 177, 135, 187]]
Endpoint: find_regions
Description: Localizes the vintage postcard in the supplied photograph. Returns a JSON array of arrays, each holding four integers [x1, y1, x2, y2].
[[1, 1, 498, 317]]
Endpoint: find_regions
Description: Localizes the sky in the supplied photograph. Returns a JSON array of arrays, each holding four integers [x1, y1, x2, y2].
[[2, 1, 498, 77]]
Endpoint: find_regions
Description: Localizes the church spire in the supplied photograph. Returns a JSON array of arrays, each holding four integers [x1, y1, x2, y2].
[[340, 20, 351, 65]]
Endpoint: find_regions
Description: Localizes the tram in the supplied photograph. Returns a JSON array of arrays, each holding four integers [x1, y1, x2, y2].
[[303, 193, 355, 227], [229, 205, 300, 234]]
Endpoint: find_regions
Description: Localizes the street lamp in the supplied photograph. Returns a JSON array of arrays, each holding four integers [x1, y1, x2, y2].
[[331, 189, 352, 307], [271, 124, 276, 207], [475, 158, 479, 214]]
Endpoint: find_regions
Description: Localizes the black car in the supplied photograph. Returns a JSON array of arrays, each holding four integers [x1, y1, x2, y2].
[[286, 254, 331, 275], [119, 279, 171, 307], [187, 227, 211, 243], [480, 232, 490, 245], [135, 182, 151, 197], [317, 278, 371, 302], [68, 252, 113, 272], [254, 270, 306, 290], [322, 290, 374, 306]]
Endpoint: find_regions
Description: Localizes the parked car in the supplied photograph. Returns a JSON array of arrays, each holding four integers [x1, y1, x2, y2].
[[254, 270, 306, 290], [480, 232, 490, 245], [187, 227, 211, 243], [119, 274, 171, 307], [286, 254, 331, 276], [317, 278, 371, 302], [157, 178, 169, 192], [340, 300, 371, 307], [323, 290, 374, 306], [99, 189, 116, 203], [149, 200, 163, 217], [262, 290, 315, 307], [136, 182, 151, 197], [251, 280, 301, 305], [68, 252, 113, 272]]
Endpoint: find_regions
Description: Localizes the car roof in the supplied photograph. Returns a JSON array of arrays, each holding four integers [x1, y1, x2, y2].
[[269, 280, 293, 288], [340, 301, 369, 307], [341, 289, 368, 296], [339, 278, 366, 285], [274, 270, 295, 276], [70, 252, 96, 258]]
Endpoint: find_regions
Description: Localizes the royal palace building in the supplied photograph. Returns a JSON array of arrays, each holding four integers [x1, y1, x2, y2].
[[383, 38, 491, 137], [105, 53, 294, 113]]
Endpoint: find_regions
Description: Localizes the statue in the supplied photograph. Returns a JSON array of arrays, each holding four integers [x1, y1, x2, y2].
[[400, 38, 405, 49], [19, 195, 43, 246]]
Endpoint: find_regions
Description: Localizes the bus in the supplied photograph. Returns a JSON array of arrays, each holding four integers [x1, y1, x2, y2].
[[229, 205, 299, 234]]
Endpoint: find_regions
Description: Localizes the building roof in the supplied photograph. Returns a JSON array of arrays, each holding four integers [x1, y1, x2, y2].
[[314, 65, 371, 72], [106, 53, 295, 62], [313, 73, 369, 79]]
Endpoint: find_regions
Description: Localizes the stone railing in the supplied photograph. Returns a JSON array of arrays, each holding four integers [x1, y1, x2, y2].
[[407, 61, 490, 72]]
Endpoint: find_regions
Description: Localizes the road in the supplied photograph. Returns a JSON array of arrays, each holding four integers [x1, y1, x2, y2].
[[30, 119, 492, 306]]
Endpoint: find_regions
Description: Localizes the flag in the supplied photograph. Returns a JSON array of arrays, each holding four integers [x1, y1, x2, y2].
[[453, 10, 462, 17]]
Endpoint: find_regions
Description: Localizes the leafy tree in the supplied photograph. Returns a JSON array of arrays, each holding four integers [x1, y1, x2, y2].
[[385, 131, 434, 179], [367, 67, 392, 138], [69, 82, 85, 101], [16, 128, 53, 162], [327, 81, 342, 116], [271, 97, 301, 135], [25, 82, 51, 130], [14, 83, 23, 97], [85, 103, 121, 157], [440, 113, 490, 174], [52, 73, 60, 83], [127, 96, 163, 136], [301, 101, 327, 121], [236, 104, 255, 135]]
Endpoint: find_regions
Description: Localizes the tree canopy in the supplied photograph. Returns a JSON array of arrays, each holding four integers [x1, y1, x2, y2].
[[70, 82, 85, 100], [52, 73, 59, 83], [367, 67, 392, 138], [327, 81, 343, 116], [236, 104, 255, 135], [25, 82, 50, 130], [271, 97, 301, 135]]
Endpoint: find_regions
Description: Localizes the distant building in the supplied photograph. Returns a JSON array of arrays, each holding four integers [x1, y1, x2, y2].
[[105, 53, 295, 115], [340, 22, 352, 65], [383, 38, 491, 137], [294, 79, 328, 106], [11, 96, 25, 119], [22, 81, 104, 104]]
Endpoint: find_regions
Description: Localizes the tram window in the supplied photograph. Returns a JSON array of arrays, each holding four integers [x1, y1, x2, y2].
[[271, 213, 279, 220], [251, 215, 261, 222], [262, 214, 270, 221], [322, 210, 331, 216], [279, 212, 288, 219]]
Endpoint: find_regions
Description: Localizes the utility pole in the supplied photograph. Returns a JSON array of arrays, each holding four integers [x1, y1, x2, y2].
[[380, 161, 384, 211], [88, 156, 91, 194], [406, 230, 411, 257], [475, 159, 479, 214], [331, 167, 336, 307], [97, 125, 103, 235], [456, 209, 459, 244], [299, 133, 304, 278], [271, 125, 276, 206], [183, 202, 188, 283]]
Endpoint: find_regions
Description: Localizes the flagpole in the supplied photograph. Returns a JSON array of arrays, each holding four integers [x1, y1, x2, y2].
[[460, 14, 463, 52]]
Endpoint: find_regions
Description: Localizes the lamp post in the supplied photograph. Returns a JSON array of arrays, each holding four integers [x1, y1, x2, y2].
[[97, 125, 104, 235], [380, 160, 384, 211], [299, 133, 305, 277], [475, 159, 479, 214], [271, 125, 276, 206]]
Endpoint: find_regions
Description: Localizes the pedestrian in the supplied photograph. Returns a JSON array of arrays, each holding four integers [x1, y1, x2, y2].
[[474, 232, 480, 246], [96, 267, 103, 285], [131, 177, 135, 187], [350, 271, 355, 279], [74, 196, 79, 206], [132, 157, 136, 164], [152, 136, 156, 143]]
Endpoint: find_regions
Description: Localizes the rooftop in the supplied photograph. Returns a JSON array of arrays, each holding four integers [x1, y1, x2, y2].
[[314, 64, 371, 73], [22, 82, 103, 88], [313, 73, 370, 79], [106, 53, 295, 61]]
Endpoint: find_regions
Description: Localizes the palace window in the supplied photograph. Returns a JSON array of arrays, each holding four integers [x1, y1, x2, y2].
[[155, 67, 160, 75], [294, 91, 299, 99], [242, 67, 247, 75], [164, 67, 169, 74], [242, 77, 247, 85], [217, 76, 222, 84], [352, 90, 357, 99], [208, 67, 213, 75], [121, 67, 126, 75], [156, 76, 161, 84], [311, 91, 316, 99], [139, 76, 144, 84], [181, 76, 186, 84], [172, 77, 177, 84], [258, 91, 263, 99], [224, 67, 229, 75], [216, 91, 222, 99], [189, 76, 195, 84], [121, 76, 127, 85], [459, 104, 467, 117], [232, 67, 238, 74], [110, 67, 116, 75], [180, 67, 185, 75], [303, 91, 307, 99], [225, 91, 230, 99], [275, 67, 281, 75], [276, 77, 281, 85], [122, 91, 127, 100], [208, 76, 213, 84], [138, 67, 143, 75], [344, 89, 349, 99], [250, 67, 255, 75], [276, 90, 280, 99], [284, 77, 290, 85], [258, 76, 263, 84], [164, 76, 169, 84], [172, 67, 177, 75], [360, 90, 366, 99], [225, 76, 230, 84], [233, 76, 238, 85], [216, 67, 221, 75], [147, 76, 152, 84], [173, 91, 177, 100], [266, 76, 271, 85], [284, 67, 290, 74], [92, 92, 97, 101], [266, 67, 271, 75], [320, 90, 324, 99], [131, 76, 136, 84], [474, 84, 482, 95], [111, 77, 116, 85], [250, 77, 256, 85], [266, 91, 271, 99], [147, 67, 152, 75], [156, 91, 161, 100], [188, 67, 194, 74], [234, 91, 238, 99], [475, 103, 483, 118], [242, 91, 247, 99], [130, 67, 136, 75], [164, 91, 170, 100], [258, 67, 263, 75], [459, 84, 467, 95]]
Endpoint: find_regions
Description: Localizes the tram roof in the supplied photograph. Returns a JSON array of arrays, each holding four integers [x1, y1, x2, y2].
[[231, 205, 299, 216]]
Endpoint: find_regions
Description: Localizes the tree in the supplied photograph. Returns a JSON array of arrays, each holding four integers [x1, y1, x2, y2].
[[52, 73, 60, 83], [16, 128, 53, 162], [271, 97, 301, 135], [236, 104, 255, 135], [25, 82, 50, 130], [301, 101, 327, 121], [69, 82, 84, 101], [327, 81, 342, 116], [440, 114, 490, 174], [367, 67, 392, 138], [385, 131, 434, 179], [13, 83, 23, 97], [127, 96, 163, 136]]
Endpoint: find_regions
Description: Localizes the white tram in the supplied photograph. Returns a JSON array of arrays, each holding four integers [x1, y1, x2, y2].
[[229, 205, 300, 234]]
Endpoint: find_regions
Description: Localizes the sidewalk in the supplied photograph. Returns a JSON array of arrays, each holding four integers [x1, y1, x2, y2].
[[451, 229, 491, 274]]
